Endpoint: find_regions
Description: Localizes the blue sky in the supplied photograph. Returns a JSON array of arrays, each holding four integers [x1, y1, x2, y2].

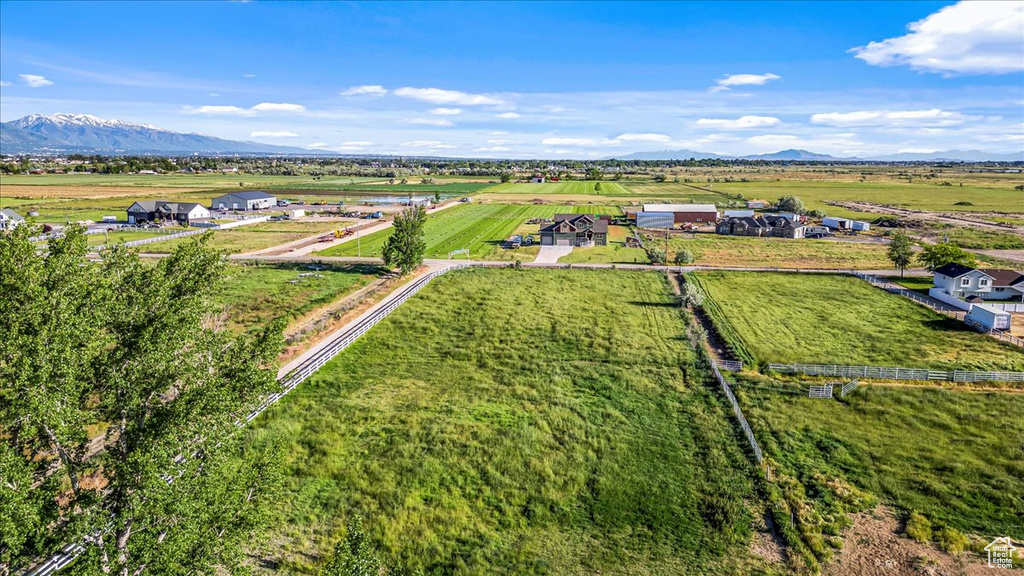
[[1, 1, 1022, 157]]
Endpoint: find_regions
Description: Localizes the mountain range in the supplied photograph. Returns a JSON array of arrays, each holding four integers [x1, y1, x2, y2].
[[608, 148, 1024, 162], [0, 114, 320, 155], [1, 114, 1022, 161]]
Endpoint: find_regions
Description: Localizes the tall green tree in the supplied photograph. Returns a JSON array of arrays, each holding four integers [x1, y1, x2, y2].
[[886, 231, 914, 277], [585, 166, 603, 181], [918, 242, 976, 271], [775, 195, 804, 214], [382, 206, 427, 275], [0, 226, 284, 575]]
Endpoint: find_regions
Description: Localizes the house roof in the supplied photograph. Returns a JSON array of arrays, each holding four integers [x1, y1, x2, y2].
[[128, 200, 208, 216], [933, 263, 985, 279], [980, 268, 1024, 287], [1, 208, 25, 220], [643, 203, 718, 213], [541, 213, 607, 234], [219, 190, 276, 200]]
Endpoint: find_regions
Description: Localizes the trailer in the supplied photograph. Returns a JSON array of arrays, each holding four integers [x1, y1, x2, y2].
[[851, 220, 871, 231], [822, 217, 851, 230], [966, 304, 1012, 331]]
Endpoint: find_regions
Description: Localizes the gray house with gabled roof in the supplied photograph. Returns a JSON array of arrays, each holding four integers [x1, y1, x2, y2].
[[211, 191, 277, 211]]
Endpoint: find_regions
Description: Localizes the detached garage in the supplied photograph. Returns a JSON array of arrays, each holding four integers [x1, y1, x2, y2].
[[211, 191, 277, 211]]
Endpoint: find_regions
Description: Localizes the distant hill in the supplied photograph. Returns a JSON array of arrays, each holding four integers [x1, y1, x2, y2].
[[863, 150, 1024, 162], [0, 113, 327, 155], [607, 147, 1021, 162], [609, 149, 732, 161]]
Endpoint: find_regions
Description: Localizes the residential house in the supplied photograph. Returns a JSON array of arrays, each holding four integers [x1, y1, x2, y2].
[[933, 264, 1024, 301], [641, 203, 719, 225], [0, 209, 26, 230], [211, 191, 277, 211], [126, 201, 211, 225], [716, 214, 806, 239], [539, 214, 608, 246], [531, 176, 546, 183]]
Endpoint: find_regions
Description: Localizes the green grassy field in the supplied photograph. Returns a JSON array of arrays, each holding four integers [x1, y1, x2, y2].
[[662, 235, 893, 269], [318, 203, 622, 260], [85, 230, 172, 247], [708, 181, 1024, 217], [243, 268, 767, 575], [690, 271, 1024, 370], [214, 262, 381, 332], [738, 381, 1024, 550], [482, 181, 632, 195], [148, 220, 346, 254], [264, 182, 492, 194]]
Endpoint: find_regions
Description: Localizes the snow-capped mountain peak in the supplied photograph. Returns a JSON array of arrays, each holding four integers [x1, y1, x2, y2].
[[12, 113, 160, 131]]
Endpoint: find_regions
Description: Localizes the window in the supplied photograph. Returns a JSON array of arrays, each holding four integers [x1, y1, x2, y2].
[[961, 278, 970, 286], [980, 279, 990, 287]]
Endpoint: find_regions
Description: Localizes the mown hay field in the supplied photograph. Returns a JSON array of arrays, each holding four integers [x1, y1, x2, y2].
[[318, 203, 622, 259], [243, 268, 769, 575]]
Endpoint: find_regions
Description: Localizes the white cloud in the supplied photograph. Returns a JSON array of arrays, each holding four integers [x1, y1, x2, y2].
[[711, 73, 780, 92], [897, 148, 939, 154], [430, 107, 462, 115], [19, 74, 53, 87], [401, 140, 456, 149], [487, 138, 520, 144], [495, 112, 521, 119], [851, 1, 1024, 75], [243, 73, 256, 78], [810, 109, 971, 126], [541, 137, 621, 147], [695, 116, 781, 129], [394, 87, 504, 106], [188, 105, 255, 116], [409, 118, 454, 126], [340, 84, 388, 97], [0, 81, 11, 87], [250, 131, 299, 138], [614, 132, 673, 143], [308, 142, 329, 149], [250, 102, 306, 113], [342, 141, 375, 146], [473, 146, 511, 152], [208, 92, 220, 97], [185, 102, 305, 116]]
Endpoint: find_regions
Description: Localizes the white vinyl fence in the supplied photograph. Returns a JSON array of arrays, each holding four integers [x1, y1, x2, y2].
[[808, 384, 833, 399], [23, 264, 467, 576], [709, 359, 763, 465], [768, 363, 1024, 383]]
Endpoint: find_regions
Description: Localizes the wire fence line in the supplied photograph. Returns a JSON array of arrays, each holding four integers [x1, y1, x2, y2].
[[768, 363, 1024, 383], [22, 264, 467, 576]]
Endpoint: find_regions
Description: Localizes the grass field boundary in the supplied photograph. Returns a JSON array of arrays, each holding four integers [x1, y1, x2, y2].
[[768, 363, 1024, 383]]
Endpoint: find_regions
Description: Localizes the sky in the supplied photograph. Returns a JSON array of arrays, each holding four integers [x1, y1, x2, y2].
[[1, 0, 1022, 158]]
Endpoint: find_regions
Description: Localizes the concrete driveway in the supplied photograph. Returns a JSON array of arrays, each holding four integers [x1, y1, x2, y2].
[[534, 245, 573, 264]]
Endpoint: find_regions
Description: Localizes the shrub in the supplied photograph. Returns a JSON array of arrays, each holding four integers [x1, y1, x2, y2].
[[674, 249, 694, 265], [934, 526, 967, 554], [905, 511, 932, 543]]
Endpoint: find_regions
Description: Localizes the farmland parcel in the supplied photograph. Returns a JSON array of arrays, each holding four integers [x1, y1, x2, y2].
[[690, 271, 1024, 370], [243, 268, 770, 574]]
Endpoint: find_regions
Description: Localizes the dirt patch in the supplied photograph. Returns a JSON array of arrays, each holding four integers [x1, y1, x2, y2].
[[824, 507, 1001, 576]]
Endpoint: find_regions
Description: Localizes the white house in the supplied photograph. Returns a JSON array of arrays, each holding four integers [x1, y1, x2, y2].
[[0, 208, 26, 230], [211, 191, 277, 211], [931, 263, 1024, 301], [531, 176, 546, 183]]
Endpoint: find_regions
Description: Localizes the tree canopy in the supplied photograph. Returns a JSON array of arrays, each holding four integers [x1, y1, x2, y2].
[[0, 227, 284, 575], [886, 230, 914, 276], [918, 242, 976, 271], [382, 206, 427, 275], [775, 195, 804, 214]]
